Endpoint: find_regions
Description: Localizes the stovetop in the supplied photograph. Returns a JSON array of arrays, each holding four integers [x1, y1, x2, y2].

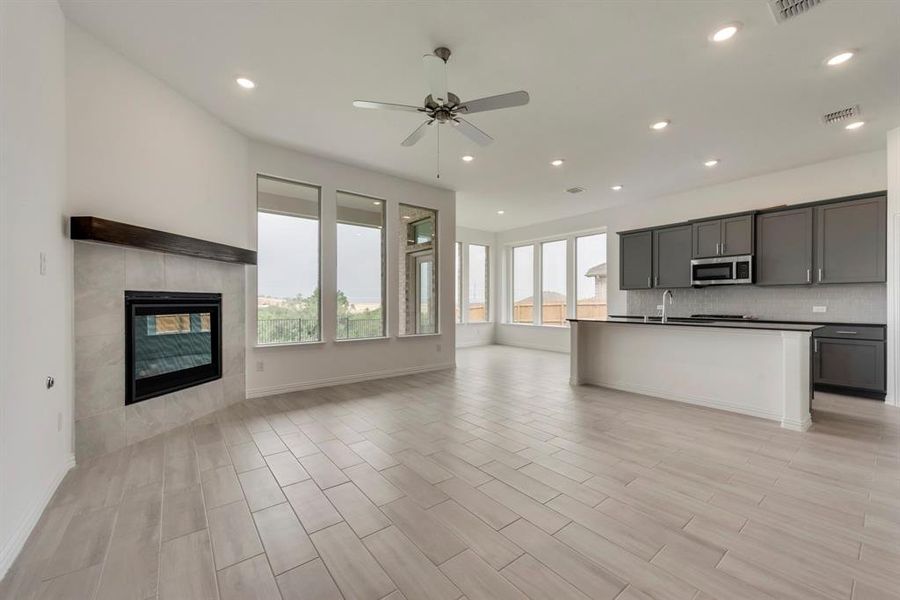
[[690, 313, 757, 321]]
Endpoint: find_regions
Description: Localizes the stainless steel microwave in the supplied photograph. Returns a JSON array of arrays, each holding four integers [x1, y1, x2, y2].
[[691, 255, 753, 286]]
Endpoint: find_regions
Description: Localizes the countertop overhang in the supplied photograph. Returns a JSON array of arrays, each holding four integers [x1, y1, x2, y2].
[[568, 317, 822, 333]]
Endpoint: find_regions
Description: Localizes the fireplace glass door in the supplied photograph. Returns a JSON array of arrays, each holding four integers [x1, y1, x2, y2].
[[125, 291, 222, 404]]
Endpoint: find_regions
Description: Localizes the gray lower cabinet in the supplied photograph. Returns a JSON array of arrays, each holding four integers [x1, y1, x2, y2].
[[816, 195, 886, 283], [756, 207, 813, 285], [619, 231, 653, 290], [814, 337, 885, 393], [653, 225, 692, 288]]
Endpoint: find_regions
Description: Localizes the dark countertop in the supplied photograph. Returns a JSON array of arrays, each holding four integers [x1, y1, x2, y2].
[[568, 316, 823, 332], [608, 314, 887, 328]]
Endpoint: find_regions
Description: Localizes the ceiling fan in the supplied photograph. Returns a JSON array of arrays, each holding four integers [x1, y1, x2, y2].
[[353, 47, 530, 150]]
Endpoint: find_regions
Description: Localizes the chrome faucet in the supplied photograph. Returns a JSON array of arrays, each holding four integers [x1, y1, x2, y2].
[[661, 289, 675, 323]]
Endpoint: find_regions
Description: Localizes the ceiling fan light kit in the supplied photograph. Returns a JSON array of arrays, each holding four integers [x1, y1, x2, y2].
[[353, 47, 530, 177]]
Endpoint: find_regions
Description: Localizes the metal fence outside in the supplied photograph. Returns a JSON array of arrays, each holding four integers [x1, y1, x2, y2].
[[258, 317, 384, 344]]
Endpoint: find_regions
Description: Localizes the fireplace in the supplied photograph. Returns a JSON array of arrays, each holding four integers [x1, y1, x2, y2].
[[125, 291, 222, 404]]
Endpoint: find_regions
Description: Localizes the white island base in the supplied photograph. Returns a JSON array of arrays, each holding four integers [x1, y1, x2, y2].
[[570, 320, 814, 431]]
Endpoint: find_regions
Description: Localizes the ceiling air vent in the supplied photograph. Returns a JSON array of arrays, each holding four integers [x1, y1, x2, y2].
[[566, 186, 586, 195], [822, 105, 860, 125], [768, 0, 825, 23]]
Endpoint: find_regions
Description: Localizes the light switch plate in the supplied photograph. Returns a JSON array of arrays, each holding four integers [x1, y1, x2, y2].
[[656, 304, 664, 311], [813, 306, 827, 313]]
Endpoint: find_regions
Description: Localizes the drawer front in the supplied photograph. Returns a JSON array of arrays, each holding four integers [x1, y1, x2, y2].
[[814, 325, 885, 341], [814, 338, 885, 392]]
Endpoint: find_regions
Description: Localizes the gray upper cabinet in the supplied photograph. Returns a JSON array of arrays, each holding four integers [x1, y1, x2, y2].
[[721, 215, 753, 256], [619, 231, 653, 290], [692, 215, 752, 258], [756, 207, 813, 285], [653, 225, 692, 288], [692, 220, 721, 258], [815, 195, 886, 284]]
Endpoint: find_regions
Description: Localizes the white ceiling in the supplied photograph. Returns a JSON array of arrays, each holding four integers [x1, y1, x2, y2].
[[60, 0, 900, 232]]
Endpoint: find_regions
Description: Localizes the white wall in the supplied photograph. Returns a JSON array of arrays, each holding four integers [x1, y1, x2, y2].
[[886, 128, 900, 406], [495, 150, 888, 352], [66, 23, 252, 248], [247, 142, 455, 395], [0, 0, 73, 577], [456, 227, 496, 348]]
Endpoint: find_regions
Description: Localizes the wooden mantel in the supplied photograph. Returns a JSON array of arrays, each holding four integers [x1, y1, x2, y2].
[[70, 216, 257, 265]]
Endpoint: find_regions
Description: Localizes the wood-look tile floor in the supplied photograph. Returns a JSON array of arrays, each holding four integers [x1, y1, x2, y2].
[[3, 345, 900, 600]]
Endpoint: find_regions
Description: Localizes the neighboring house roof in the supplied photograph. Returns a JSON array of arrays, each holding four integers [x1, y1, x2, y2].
[[515, 291, 568, 305], [585, 262, 607, 278]]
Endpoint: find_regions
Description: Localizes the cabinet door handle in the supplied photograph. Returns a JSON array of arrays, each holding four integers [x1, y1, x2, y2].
[[814, 340, 818, 353], [806, 269, 811, 283], [654, 275, 659, 286], [715, 242, 720, 255], [722, 242, 726, 254], [818, 268, 823, 282], [647, 276, 651, 288], [835, 330, 858, 335]]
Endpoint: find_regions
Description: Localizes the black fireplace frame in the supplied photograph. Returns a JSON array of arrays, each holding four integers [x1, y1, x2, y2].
[[125, 291, 222, 405]]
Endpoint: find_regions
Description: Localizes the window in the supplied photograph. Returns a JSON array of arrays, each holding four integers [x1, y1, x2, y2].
[[540, 240, 567, 326], [400, 204, 438, 335], [256, 175, 321, 345], [512, 245, 534, 324], [455, 242, 462, 323], [336, 191, 385, 339], [576, 233, 608, 319], [467, 244, 489, 322]]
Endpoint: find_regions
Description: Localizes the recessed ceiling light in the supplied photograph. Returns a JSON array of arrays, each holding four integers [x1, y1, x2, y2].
[[704, 159, 719, 167], [845, 121, 865, 130], [235, 77, 256, 89], [550, 159, 565, 167], [650, 120, 670, 130], [497, 210, 505, 215], [826, 51, 854, 66], [610, 185, 623, 191], [402, 215, 411, 220], [710, 23, 740, 43], [461, 155, 474, 162], [373, 201, 382, 206]]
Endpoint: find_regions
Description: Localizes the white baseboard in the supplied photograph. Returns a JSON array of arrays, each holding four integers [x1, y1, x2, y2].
[[580, 378, 788, 425], [0, 453, 75, 579], [246, 362, 455, 399]]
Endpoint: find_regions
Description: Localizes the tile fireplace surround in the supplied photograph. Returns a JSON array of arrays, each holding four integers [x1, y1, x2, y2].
[[74, 242, 246, 462]]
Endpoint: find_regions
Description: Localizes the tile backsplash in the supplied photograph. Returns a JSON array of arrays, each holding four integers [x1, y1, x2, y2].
[[625, 283, 886, 323]]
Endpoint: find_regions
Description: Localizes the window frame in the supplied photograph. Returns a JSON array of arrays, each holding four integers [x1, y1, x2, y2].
[[455, 242, 463, 324], [539, 239, 568, 327], [510, 243, 536, 325], [335, 190, 387, 341], [504, 227, 607, 327], [574, 232, 608, 320], [465, 243, 490, 324], [255, 173, 323, 347]]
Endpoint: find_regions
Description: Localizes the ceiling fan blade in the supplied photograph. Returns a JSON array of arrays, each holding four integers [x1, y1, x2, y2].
[[353, 100, 423, 113], [401, 120, 432, 147], [423, 54, 448, 105], [453, 118, 493, 146], [458, 91, 530, 114]]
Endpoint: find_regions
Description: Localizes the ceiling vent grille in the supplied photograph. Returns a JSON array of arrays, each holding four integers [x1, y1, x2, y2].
[[822, 105, 860, 124], [566, 186, 586, 194], [768, 0, 825, 23]]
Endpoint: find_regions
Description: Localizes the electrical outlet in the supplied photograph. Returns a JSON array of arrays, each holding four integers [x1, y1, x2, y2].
[[656, 304, 664, 311], [40, 252, 47, 276], [256, 360, 264, 372], [812, 306, 827, 313]]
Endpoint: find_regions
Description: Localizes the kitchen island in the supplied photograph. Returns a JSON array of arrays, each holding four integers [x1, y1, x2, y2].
[[569, 317, 822, 431]]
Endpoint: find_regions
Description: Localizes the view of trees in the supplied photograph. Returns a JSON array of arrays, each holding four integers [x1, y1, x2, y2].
[[257, 288, 383, 343]]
